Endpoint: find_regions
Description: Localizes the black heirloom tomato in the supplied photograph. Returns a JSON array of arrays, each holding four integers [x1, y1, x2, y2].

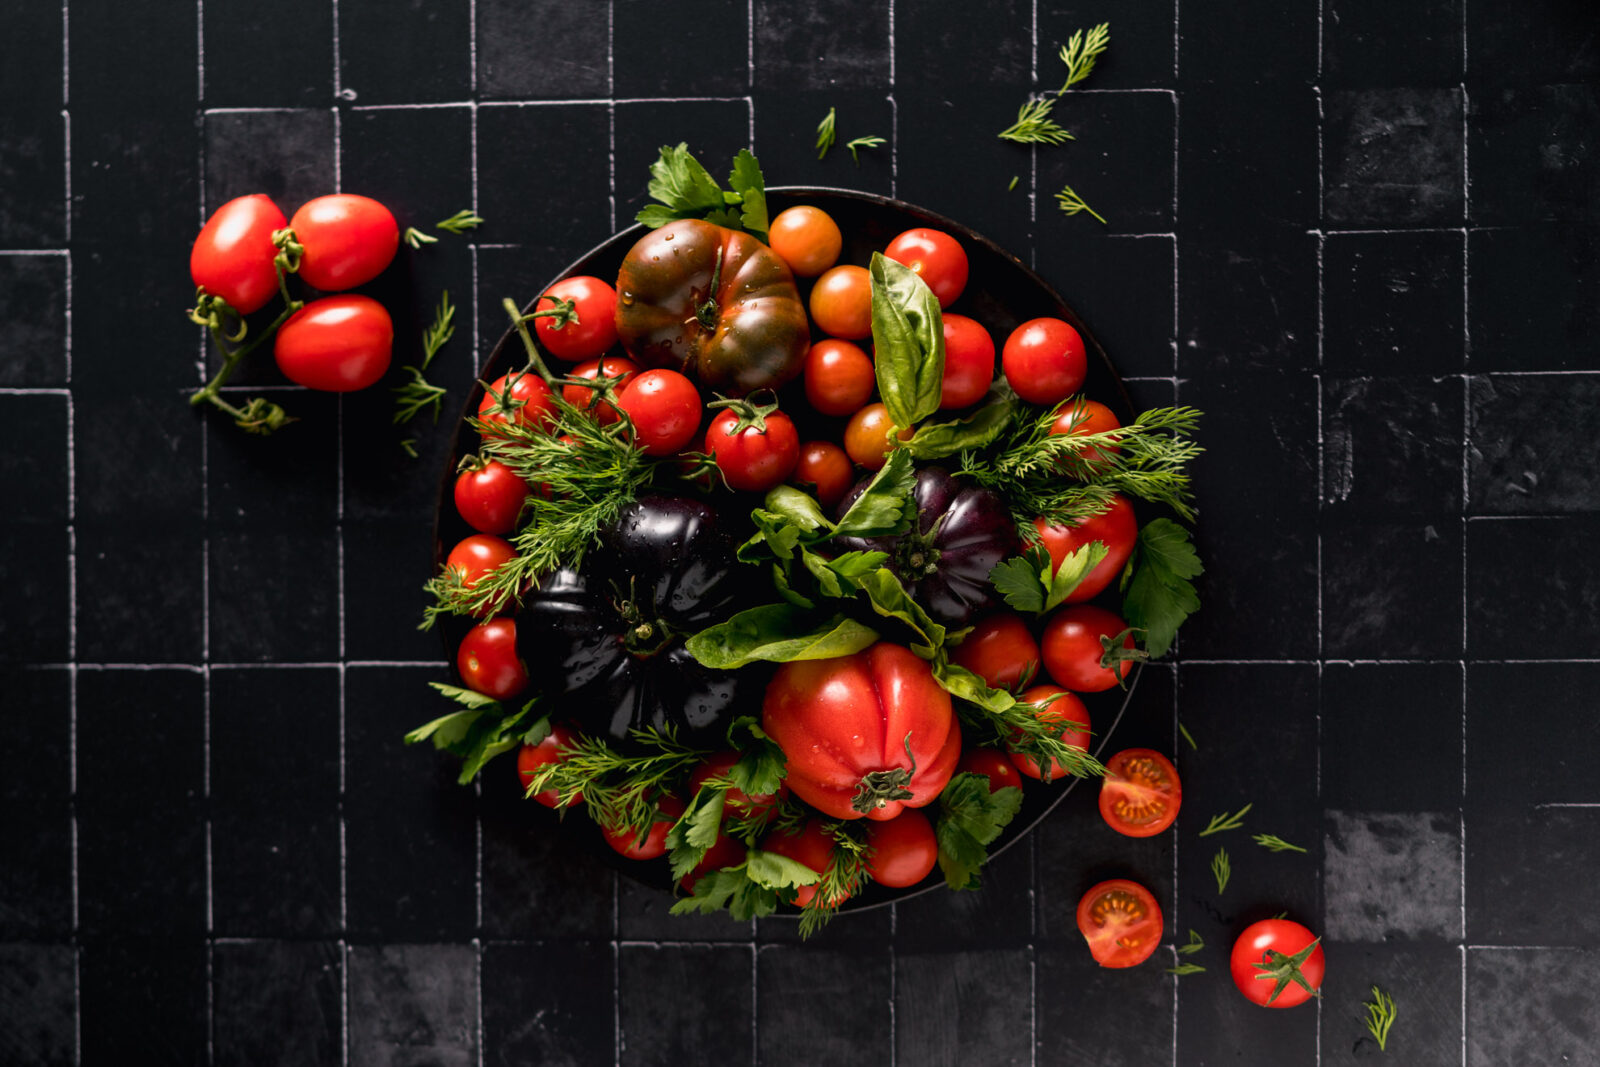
[[515, 493, 765, 751], [834, 466, 1018, 628], [613, 219, 810, 397]]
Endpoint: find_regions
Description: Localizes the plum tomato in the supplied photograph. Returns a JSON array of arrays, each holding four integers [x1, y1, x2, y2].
[[939, 313, 995, 409], [617, 368, 701, 455], [705, 406, 800, 492], [273, 294, 393, 392], [809, 264, 874, 340], [948, 611, 1040, 692], [1076, 879, 1163, 968], [688, 750, 788, 818], [761, 818, 843, 907], [957, 748, 1026, 794], [454, 458, 531, 535], [534, 275, 619, 362], [1008, 685, 1091, 782], [792, 440, 854, 510], [190, 193, 287, 314], [1032, 494, 1138, 605], [516, 723, 582, 808], [864, 809, 939, 888], [768, 205, 843, 278], [456, 617, 528, 701], [843, 402, 912, 471], [1002, 318, 1088, 406], [602, 794, 685, 861], [287, 193, 399, 291], [1042, 604, 1140, 693], [1049, 397, 1122, 473], [1230, 919, 1326, 1009], [803, 339, 875, 417], [561, 355, 640, 426], [884, 227, 969, 308], [1098, 748, 1182, 838], [478, 369, 557, 438]]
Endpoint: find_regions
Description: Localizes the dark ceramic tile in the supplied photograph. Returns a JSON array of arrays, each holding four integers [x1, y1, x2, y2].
[[1322, 521, 1464, 659], [1036, 90, 1176, 236], [1178, 1, 1317, 85], [752, 0, 890, 92], [76, 668, 205, 936], [756, 946, 891, 1063], [72, 244, 199, 391], [346, 666, 477, 940], [1467, 662, 1600, 804], [1036, 233, 1174, 380], [0, 669, 71, 938], [1038, 942, 1174, 1066], [1324, 810, 1461, 942], [1465, 806, 1600, 944], [208, 528, 339, 663], [347, 944, 479, 1067], [896, 949, 1031, 1066], [203, 109, 336, 218], [477, 0, 609, 100], [755, 901, 890, 947], [1466, 948, 1600, 1065], [1322, 230, 1464, 374], [749, 90, 894, 199], [0, 394, 68, 522], [0, 2, 61, 105], [1324, 89, 1465, 226], [477, 103, 612, 264], [613, 100, 752, 232], [210, 667, 341, 937], [73, 522, 203, 664], [0, 943, 75, 1067], [205, 390, 337, 524], [69, 0, 193, 111], [1466, 516, 1600, 658], [895, 95, 1036, 256], [1322, 375, 1464, 516], [0, 525, 69, 664], [346, 522, 448, 664], [1466, 0, 1599, 87], [342, 106, 475, 245], [203, 0, 333, 108], [339, 1, 471, 104], [213, 941, 343, 1065], [1323, 0, 1463, 87], [1040, 0, 1178, 90], [1468, 84, 1600, 226], [1468, 225, 1599, 372], [71, 109, 197, 252], [1320, 942, 1462, 1064], [1321, 662, 1463, 811], [79, 938, 204, 1063], [0, 255, 67, 385], [895, 0, 1031, 93], [615, 0, 748, 97], [619, 945, 752, 1066], [893, 839, 1034, 950], [74, 390, 203, 522], [1178, 233, 1318, 373], [0, 112, 66, 249], [618, 875, 748, 943], [1468, 373, 1600, 514], [482, 940, 614, 1066]]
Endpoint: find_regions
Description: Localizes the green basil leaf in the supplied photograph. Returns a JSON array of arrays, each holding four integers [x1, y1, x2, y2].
[[935, 662, 1017, 714], [833, 447, 917, 538], [870, 252, 946, 429], [859, 567, 946, 658], [764, 485, 832, 533], [905, 384, 1017, 460], [770, 562, 816, 610], [685, 604, 879, 669]]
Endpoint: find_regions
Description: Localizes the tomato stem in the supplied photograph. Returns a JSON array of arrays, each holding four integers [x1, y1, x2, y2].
[[705, 389, 780, 435], [849, 733, 919, 815], [187, 291, 302, 434], [501, 297, 559, 387]]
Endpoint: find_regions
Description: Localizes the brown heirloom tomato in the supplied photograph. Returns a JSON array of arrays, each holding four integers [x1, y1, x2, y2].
[[614, 219, 810, 397]]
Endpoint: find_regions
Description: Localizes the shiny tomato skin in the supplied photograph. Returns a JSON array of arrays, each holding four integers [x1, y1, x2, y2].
[[1008, 685, 1091, 781], [273, 294, 393, 391], [190, 193, 287, 314], [445, 533, 516, 587], [957, 748, 1026, 794], [803, 339, 875, 417], [288, 193, 399, 291], [762, 819, 841, 907], [602, 795, 685, 861], [948, 612, 1040, 692], [534, 275, 619, 362], [1002, 318, 1088, 406], [809, 264, 874, 340], [687, 750, 788, 817], [456, 617, 528, 701], [454, 459, 531, 535], [1076, 879, 1164, 968], [884, 227, 969, 308], [1098, 748, 1182, 838], [792, 440, 854, 510], [478, 370, 557, 438], [843, 402, 911, 471], [1032, 495, 1139, 605], [562, 355, 639, 426], [1230, 919, 1326, 1008], [939, 313, 995, 409], [1050, 397, 1122, 472], [705, 408, 800, 492], [516, 723, 582, 808], [768, 206, 843, 278], [1042, 604, 1137, 692], [865, 809, 939, 888], [616, 368, 702, 455]]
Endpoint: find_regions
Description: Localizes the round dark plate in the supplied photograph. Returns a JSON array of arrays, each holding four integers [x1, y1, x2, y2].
[[434, 187, 1141, 915]]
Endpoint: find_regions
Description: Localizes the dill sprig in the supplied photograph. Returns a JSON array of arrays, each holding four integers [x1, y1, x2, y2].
[[421, 291, 455, 369], [1057, 23, 1111, 91], [1056, 184, 1107, 224], [1165, 962, 1206, 976], [393, 292, 457, 426], [1210, 846, 1231, 894], [845, 135, 886, 165], [1198, 803, 1252, 837], [518, 726, 709, 840], [1178, 929, 1205, 955], [797, 822, 872, 938], [1363, 986, 1398, 1051], [954, 699, 1106, 782], [436, 209, 485, 234], [816, 107, 837, 159], [999, 97, 1076, 145], [1254, 833, 1307, 853]]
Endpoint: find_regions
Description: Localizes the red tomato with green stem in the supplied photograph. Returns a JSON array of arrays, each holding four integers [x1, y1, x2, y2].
[[190, 193, 287, 314], [864, 809, 939, 888], [561, 355, 639, 426], [533, 275, 619, 362], [803, 339, 875, 417], [1002, 318, 1087, 406], [884, 227, 969, 308], [761, 818, 844, 907], [939, 313, 996, 409], [1032, 494, 1139, 605], [616, 368, 701, 456], [602, 794, 685, 861], [956, 748, 1026, 794], [456, 617, 528, 701], [1098, 748, 1182, 838], [454, 457, 531, 535], [273, 294, 393, 392], [704, 397, 800, 492], [287, 193, 399, 291], [1008, 685, 1091, 781], [792, 440, 854, 510], [1076, 879, 1163, 968], [1230, 919, 1326, 1008], [1042, 604, 1143, 693], [809, 264, 874, 340], [948, 612, 1040, 692], [768, 206, 843, 278], [516, 723, 582, 808], [478, 369, 557, 438]]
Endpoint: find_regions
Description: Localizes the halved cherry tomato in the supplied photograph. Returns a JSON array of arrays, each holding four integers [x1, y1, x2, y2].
[[865, 809, 939, 888], [803, 339, 875, 417], [939, 313, 995, 409], [456, 617, 528, 701], [768, 206, 843, 278], [273, 294, 393, 392], [1042, 604, 1139, 692], [1002, 318, 1087, 406], [190, 193, 287, 314], [454, 458, 531, 535], [478, 370, 557, 438], [948, 612, 1040, 692], [792, 440, 854, 510], [533, 275, 619, 362], [1098, 748, 1182, 838], [809, 264, 874, 340], [843, 402, 911, 470], [562, 355, 639, 426], [602, 794, 686, 861], [956, 748, 1026, 794], [1032, 495, 1139, 605], [1230, 919, 1326, 1009], [616, 368, 701, 455], [1076, 879, 1163, 968], [1008, 685, 1091, 781], [516, 723, 582, 808], [288, 193, 399, 291], [884, 227, 969, 308]]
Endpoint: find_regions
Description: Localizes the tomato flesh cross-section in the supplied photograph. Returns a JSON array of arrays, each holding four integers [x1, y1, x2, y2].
[[1098, 748, 1182, 838], [1076, 878, 1163, 968]]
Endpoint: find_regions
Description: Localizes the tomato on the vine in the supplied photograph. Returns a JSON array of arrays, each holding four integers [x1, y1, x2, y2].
[[948, 611, 1040, 692], [533, 275, 619, 362], [792, 440, 853, 510], [809, 264, 874, 340], [705, 405, 800, 492], [287, 193, 399, 291], [939, 313, 995, 409], [864, 809, 938, 888], [602, 795, 685, 861], [884, 227, 969, 308], [1076, 879, 1163, 968], [842, 402, 911, 471], [1230, 919, 1325, 1009], [768, 205, 843, 278], [516, 723, 582, 808], [761, 818, 842, 907], [478, 369, 557, 438], [454, 458, 531, 535], [616, 368, 701, 455], [1032, 495, 1138, 605], [456, 618, 528, 701], [562, 355, 639, 426], [1002, 318, 1087, 406], [190, 193, 287, 314], [1042, 604, 1140, 692], [803, 339, 875, 417], [956, 748, 1026, 794], [273, 294, 393, 392], [1098, 748, 1182, 838]]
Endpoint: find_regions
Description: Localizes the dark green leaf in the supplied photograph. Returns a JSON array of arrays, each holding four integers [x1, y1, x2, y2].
[[859, 566, 946, 658], [728, 149, 769, 240], [1121, 518, 1203, 658], [905, 385, 1017, 460], [404, 708, 484, 748], [427, 682, 501, 710], [987, 555, 1047, 614], [666, 788, 728, 882], [729, 732, 787, 799], [763, 485, 832, 533], [640, 143, 726, 223], [737, 508, 805, 563], [935, 773, 1025, 889], [684, 604, 879, 669], [833, 447, 917, 538], [635, 203, 686, 229], [869, 253, 946, 429], [1044, 540, 1109, 611], [668, 866, 781, 920]]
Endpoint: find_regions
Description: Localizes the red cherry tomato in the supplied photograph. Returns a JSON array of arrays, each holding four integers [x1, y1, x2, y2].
[[705, 407, 800, 492], [1098, 748, 1182, 838], [456, 617, 528, 701], [1042, 604, 1138, 693], [948, 612, 1041, 691], [884, 227, 969, 308], [287, 194, 399, 291], [444, 533, 517, 610], [803, 339, 876, 417], [533, 275, 619, 362], [516, 723, 582, 808], [792, 440, 854, 510], [761, 818, 843, 908], [681, 833, 746, 892], [1002, 318, 1088, 406], [1230, 919, 1326, 1008], [768, 206, 843, 278], [454, 459, 531, 535], [957, 748, 1026, 794], [1008, 685, 1091, 781], [602, 795, 685, 861], [687, 750, 788, 817], [1032, 495, 1139, 605], [842, 402, 911, 471], [561, 355, 639, 426], [809, 265, 874, 340], [616, 368, 702, 456], [1049, 397, 1122, 473], [939, 313, 995, 409], [190, 193, 287, 314], [1076, 879, 1163, 968], [273, 294, 393, 392], [478, 370, 557, 439], [864, 809, 939, 888]]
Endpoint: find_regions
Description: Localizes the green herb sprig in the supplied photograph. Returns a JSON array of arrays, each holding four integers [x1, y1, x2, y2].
[[1363, 986, 1398, 1051], [1254, 833, 1307, 853], [1198, 803, 1252, 836], [1211, 847, 1231, 893]]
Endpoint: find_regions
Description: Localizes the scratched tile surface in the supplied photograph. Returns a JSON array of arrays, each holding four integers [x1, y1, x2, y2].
[[4, 0, 1599, 1063]]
